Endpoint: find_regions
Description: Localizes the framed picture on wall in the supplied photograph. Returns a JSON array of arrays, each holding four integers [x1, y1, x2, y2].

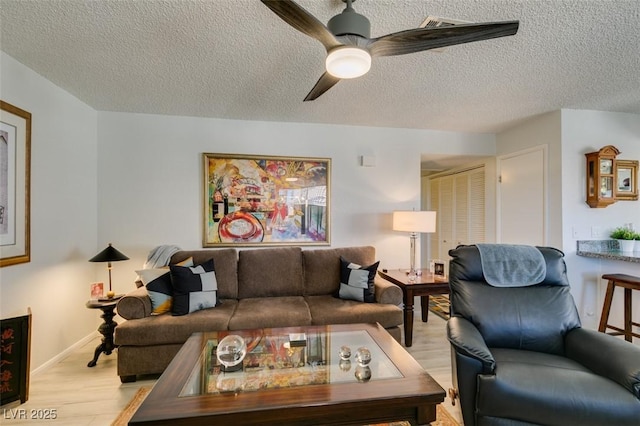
[[0, 101, 31, 267], [614, 159, 638, 201], [203, 153, 331, 247]]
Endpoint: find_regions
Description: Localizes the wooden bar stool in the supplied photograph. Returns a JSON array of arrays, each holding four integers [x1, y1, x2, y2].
[[598, 274, 640, 342]]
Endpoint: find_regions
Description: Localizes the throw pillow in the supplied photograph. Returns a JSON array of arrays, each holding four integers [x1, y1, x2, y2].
[[137, 257, 193, 315], [170, 259, 219, 316], [338, 256, 379, 303]]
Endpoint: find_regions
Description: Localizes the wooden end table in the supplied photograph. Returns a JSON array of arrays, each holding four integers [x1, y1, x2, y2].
[[85, 296, 122, 367], [378, 269, 449, 347]]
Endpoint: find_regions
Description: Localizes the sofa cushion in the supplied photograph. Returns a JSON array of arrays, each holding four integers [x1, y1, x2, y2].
[[338, 257, 378, 302], [170, 249, 238, 299], [306, 295, 402, 329], [114, 299, 238, 346], [237, 247, 304, 298], [303, 246, 376, 296], [170, 259, 219, 316], [228, 296, 312, 330]]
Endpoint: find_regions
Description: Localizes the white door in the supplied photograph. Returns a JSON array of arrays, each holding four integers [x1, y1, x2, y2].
[[497, 146, 547, 245]]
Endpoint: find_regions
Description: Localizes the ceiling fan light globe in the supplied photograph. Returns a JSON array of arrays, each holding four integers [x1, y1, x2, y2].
[[325, 47, 371, 79]]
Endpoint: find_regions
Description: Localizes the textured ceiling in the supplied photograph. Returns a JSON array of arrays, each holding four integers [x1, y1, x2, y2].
[[1, 0, 639, 135]]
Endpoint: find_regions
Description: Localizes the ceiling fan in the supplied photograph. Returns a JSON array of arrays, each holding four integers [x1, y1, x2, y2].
[[261, 0, 519, 101]]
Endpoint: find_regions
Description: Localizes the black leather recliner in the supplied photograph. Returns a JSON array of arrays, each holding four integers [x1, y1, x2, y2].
[[446, 244, 640, 426]]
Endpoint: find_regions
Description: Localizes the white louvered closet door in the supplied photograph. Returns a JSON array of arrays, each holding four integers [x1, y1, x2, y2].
[[454, 173, 469, 247], [469, 168, 486, 244], [438, 176, 455, 259], [428, 166, 486, 262]]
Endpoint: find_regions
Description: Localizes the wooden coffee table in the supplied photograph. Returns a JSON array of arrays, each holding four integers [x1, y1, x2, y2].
[[378, 269, 450, 347], [129, 323, 445, 425]]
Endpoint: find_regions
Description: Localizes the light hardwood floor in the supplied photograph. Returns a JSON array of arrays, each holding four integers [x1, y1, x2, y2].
[[1, 310, 462, 425]]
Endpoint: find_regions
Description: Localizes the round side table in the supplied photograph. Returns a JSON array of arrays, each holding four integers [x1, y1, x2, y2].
[[85, 296, 122, 367]]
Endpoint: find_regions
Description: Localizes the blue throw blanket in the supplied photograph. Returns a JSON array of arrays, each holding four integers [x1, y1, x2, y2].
[[476, 244, 546, 287]]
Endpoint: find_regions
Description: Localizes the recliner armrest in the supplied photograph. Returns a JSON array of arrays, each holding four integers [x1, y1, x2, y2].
[[447, 316, 496, 374], [565, 327, 640, 399]]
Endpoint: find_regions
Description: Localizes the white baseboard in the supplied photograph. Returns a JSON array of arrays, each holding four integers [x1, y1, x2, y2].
[[31, 331, 99, 377]]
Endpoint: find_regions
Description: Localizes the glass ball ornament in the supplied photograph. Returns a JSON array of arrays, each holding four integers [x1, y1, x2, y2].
[[339, 345, 352, 360], [339, 359, 352, 372], [355, 347, 371, 366], [355, 365, 372, 382], [216, 334, 247, 369]]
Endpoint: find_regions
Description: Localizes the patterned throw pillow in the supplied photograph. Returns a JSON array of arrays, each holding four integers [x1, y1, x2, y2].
[[170, 259, 219, 316], [137, 257, 193, 315], [338, 256, 379, 303]]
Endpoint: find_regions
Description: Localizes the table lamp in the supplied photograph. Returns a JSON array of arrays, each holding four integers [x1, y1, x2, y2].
[[393, 211, 436, 279], [89, 243, 129, 298]]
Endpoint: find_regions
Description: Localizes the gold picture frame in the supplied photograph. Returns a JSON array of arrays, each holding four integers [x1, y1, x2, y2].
[[614, 159, 638, 201], [203, 153, 330, 247], [0, 101, 31, 267]]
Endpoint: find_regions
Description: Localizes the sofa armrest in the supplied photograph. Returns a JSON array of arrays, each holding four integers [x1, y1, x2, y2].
[[565, 327, 640, 399], [374, 276, 403, 305], [447, 316, 496, 374], [116, 286, 153, 320]]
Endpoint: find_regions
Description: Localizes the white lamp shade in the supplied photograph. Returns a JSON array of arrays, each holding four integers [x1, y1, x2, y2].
[[325, 47, 371, 79], [393, 211, 437, 233]]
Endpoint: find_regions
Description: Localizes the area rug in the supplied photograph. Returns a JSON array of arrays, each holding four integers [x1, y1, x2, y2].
[[112, 386, 459, 425], [429, 294, 450, 320]]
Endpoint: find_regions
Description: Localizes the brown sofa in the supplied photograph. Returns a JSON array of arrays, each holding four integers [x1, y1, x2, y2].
[[114, 246, 403, 382]]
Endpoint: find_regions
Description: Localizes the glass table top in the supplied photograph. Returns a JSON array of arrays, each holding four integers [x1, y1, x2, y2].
[[180, 328, 403, 396]]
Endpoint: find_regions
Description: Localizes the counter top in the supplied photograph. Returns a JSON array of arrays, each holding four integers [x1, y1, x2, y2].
[[576, 240, 640, 263]]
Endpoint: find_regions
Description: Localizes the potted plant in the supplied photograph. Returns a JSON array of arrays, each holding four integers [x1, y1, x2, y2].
[[610, 227, 637, 252]]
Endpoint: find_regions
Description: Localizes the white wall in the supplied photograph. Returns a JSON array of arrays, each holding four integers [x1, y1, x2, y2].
[[1, 49, 494, 372], [97, 112, 495, 291], [560, 110, 640, 330], [496, 109, 640, 332], [5, 46, 636, 372], [561, 109, 640, 243], [0, 52, 100, 371], [496, 111, 563, 248]]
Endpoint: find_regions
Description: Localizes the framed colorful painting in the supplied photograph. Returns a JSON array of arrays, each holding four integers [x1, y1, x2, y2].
[[203, 153, 330, 247], [0, 101, 31, 267]]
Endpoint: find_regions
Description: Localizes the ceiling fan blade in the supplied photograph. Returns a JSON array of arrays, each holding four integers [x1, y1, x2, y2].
[[304, 72, 341, 102], [368, 21, 519, 57], [261, 0, 342, 51]]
